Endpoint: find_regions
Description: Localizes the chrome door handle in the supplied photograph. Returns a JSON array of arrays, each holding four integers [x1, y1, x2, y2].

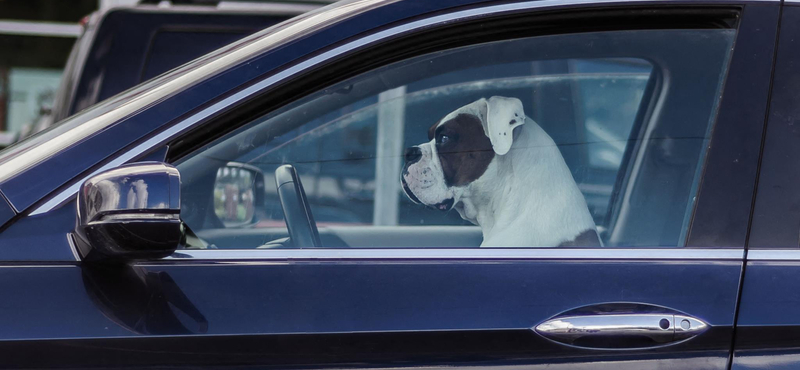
[[535, 313, 708, 347]]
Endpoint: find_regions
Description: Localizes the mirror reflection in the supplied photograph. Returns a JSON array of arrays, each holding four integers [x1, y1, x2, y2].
[[213, 163, 262, 226]]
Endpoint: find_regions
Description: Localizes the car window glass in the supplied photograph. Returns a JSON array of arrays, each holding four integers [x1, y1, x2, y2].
[[175, 28, 735, 249], [140, 29, 251, 82]]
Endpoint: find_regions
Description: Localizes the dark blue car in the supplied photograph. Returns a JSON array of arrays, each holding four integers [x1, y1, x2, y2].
[[0, 0, 797, 368]]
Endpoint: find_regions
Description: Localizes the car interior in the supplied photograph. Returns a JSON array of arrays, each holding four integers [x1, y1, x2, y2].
[[175, 28, 735, 249]]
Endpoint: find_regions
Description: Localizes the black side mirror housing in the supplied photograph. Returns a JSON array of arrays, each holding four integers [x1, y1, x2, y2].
[[73, 162, 183, 263]]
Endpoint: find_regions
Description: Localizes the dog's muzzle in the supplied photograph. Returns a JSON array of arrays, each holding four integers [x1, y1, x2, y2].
[[401, 178, 422, 204], [401, 145, 454, 212], [401, 146, 423, 204]]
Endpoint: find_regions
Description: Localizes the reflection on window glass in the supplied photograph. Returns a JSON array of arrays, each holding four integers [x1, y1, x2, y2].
[[177, 29, 734, 249], [7, 67, 62, 135], [213, 166, 255, 226], [572, 59, 651, 170]]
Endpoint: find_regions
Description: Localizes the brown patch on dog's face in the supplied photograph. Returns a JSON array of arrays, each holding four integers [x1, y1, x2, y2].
[[434, 113, 495, 187]]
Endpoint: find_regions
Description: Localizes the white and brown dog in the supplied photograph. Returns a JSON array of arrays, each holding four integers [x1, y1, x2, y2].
[[401, 96, 600, 247]]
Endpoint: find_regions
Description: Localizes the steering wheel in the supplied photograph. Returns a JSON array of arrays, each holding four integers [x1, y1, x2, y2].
[[275, 164, 321, 248]]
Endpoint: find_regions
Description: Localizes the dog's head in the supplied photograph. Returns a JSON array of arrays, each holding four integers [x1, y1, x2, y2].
[[401, 96, 525, 211]]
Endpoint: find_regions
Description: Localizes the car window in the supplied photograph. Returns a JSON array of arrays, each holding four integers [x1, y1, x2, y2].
[[175, 28, 735, 249], [140, 29, 251, 82]]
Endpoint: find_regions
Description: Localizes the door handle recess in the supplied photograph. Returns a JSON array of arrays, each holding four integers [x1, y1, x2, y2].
[[535, 312, 708, 348]]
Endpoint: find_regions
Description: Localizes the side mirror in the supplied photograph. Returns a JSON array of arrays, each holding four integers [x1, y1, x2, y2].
[[213, 162, 264, 227], [74, 162, 182, 263]]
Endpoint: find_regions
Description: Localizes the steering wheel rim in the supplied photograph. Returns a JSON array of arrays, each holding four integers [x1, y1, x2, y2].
[[275, 164, 321, 248]]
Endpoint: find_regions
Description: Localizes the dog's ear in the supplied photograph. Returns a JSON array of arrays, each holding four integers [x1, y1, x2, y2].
[[485, 96, 525, 155]]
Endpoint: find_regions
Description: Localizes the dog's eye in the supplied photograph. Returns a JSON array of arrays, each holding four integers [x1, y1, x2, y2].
[[437, 135, 451, 145]]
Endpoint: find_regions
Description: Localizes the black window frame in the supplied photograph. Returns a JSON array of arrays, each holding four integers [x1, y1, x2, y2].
[[746, 4, 800, 249]]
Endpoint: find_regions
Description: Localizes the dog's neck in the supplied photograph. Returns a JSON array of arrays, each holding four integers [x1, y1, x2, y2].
[[455, 120, 597, 247]]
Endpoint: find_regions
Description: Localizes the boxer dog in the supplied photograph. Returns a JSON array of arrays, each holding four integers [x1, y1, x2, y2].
[[401, 96, 600, 247]]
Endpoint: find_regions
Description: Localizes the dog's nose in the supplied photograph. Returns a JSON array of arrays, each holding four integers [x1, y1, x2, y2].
[[405, 147, 422, 164]]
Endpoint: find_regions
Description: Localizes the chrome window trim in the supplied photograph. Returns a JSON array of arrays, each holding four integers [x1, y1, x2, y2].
[[747, 249, 800, 261], [167, 248, 745, 261], [31, 0, 758, 215]]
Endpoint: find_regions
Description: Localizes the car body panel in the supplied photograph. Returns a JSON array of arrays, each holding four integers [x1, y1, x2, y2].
[[0, 0, 788, 368], [0, 193, 13, 227], [730, 258, 800, 369], [731, 4, 800, 369], [0, 256, 742, 368]]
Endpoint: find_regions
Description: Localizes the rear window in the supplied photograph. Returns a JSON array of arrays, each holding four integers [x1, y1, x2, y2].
[[69, 11, 287, 116], [140, 29, 250, 82]]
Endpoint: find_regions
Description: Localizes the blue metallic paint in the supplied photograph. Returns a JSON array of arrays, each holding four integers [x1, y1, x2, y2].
[[0, 203, 78, 261], [0, 0, 787, 368], [0, 193, 14, 229], [732, 261, 800, 369], [0, 259, 742, 368]]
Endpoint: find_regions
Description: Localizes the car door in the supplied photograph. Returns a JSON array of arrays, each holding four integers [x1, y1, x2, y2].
[[0, 1, 778, 369], [731, 3, 800, 369]]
